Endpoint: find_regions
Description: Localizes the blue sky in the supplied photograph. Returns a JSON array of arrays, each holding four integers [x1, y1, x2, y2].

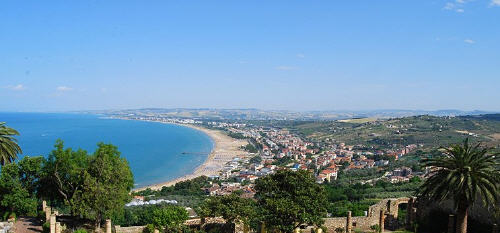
[[1, 0, 499, 112]]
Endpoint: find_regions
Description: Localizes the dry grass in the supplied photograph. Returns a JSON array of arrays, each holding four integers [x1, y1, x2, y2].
[[489, 133, 500, 140], [338, 118, 378, 123]]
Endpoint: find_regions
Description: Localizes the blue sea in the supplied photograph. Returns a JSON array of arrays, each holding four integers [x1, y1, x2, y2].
[[0, 112, 214, 188]]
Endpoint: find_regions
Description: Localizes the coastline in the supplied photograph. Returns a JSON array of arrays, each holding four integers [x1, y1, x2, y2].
[[133, 122, 249, 191]]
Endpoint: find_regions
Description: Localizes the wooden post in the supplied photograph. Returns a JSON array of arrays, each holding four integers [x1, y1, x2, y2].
[[106, 219, 112, 233], [294, 227, 301, 233], [448, 214, 455, 233], [492, 224, 498, 233], [346, 211, 352, 233], [50, 214, 56, 233], [316, 227, 323, 233], [379, 210, 385, 233]]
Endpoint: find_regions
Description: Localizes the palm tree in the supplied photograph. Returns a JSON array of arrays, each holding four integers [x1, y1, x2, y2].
[[0, 122, 22, 165], [418, 138, 499, 233]]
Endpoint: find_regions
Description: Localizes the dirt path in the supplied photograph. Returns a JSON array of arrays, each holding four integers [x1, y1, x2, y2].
[[12, 217, 42, 233]]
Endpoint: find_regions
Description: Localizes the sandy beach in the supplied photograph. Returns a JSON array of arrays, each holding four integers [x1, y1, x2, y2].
[[133, 123, 249, 191]]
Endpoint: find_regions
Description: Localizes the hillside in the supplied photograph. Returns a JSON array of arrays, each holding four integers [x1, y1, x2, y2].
[[286, 114, 500, 149]]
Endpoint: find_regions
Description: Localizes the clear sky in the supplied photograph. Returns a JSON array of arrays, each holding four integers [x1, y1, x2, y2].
[[1, 0, 499, 112]]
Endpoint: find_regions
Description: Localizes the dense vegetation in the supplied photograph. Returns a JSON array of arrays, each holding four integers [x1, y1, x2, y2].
[[226, 132, 247, 139], [199, 194, 258, 232], [324, 178, 422, 217], [243, 144, 258, 153], [0, 140, 134, 229], [0, 156, 41, 218], [255, 170, 328, 232]]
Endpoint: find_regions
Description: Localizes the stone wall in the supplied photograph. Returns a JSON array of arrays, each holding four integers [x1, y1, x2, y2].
[[115, 225, 146, 233], [110, 198, 413, 233], [323, 197, 412, 232], [0, 222, 13, 233]]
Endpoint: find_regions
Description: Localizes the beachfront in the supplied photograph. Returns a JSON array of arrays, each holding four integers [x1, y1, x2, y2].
[[134, 124, 249, 191]]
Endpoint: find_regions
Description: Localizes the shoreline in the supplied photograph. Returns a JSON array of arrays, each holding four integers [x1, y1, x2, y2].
[[133, 121, 249, 191]]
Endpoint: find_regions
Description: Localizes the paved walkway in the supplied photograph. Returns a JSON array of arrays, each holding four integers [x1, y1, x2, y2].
[[12, 218, 42, 233]]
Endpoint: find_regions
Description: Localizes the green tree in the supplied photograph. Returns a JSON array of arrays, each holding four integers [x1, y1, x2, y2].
[[0, 122, 22, 165], [18, 156, 45, 195], [42, 140, 89, 211], [418, 139, 499, 233], [244, 144, 258, 153], [0, 161, 38, 216], [199, 193, 257, 232], [152, 205, 189, 232], [249, 155, 262, 164], [255, 170, 327, 233], [73, 143, 134, 229]]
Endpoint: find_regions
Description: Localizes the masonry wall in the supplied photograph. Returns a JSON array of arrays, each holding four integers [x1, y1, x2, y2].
[[115, 198, 412, 233], [114, 225, 146, 233], [323, 197, 410, 233]]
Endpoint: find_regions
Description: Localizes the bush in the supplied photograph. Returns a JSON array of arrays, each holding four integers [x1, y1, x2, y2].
[[370, 224, 380, 232], [37, 210, 46, 220], [42, 222, 50, 233], [74, 229, 88, 233], [143, 224, 155, 233], [2, 212, 16, 221]]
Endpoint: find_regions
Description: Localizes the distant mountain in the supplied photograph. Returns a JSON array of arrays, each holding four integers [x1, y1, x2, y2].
[[460, 113, 500, 121]]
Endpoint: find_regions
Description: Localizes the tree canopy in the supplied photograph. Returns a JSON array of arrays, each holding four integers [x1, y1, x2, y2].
[[152, 205, 189, 231], [199, 193, 257, 231], [42, 140, 90, 211], [41, 140, 134, 228], [72, 143, 134, 228], [0, 156, 41, 217], [255, 169, 327, 233]]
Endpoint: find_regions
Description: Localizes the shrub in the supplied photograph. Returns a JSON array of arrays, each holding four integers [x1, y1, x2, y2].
[[74, 229, 88, 233], [2, 212, 16, 221], [42, 222, 50, 233], [370, 224, 380, 232], [143, 224, 155, 233], [37, 210, 46, 220]]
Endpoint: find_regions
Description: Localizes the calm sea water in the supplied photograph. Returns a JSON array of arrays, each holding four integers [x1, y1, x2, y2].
[[0, 112, 213, 188]]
